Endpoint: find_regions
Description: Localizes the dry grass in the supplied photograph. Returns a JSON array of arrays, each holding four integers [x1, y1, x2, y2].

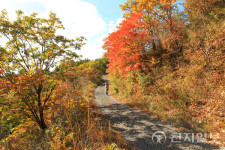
[[0, 101, 129, 150], [108, 67, 225, 147], [0, 78, 129, 150]]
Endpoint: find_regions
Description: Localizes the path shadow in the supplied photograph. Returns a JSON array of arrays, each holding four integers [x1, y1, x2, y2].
[[94, 77, 221, 150], [98, 103, 220, 150]]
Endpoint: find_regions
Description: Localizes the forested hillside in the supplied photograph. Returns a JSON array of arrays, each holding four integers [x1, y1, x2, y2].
[[0, 0, 224, 149], [104, 0, 225, 145], [0, 10, 126, 149]]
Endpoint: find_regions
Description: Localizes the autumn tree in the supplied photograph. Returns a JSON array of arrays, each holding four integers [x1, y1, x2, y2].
[[104, 0, 186, 76], [104, 12, 150, 75], [55, 57, 108, 90], [120, 0, 185, 67], [184, 0, 225, 70], [0, 10, 86, 131]]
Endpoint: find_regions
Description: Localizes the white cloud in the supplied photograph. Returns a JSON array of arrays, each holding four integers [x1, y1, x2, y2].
[[108, 18, 123, 33], [76, 17, 124, 60], [0, 0, 109, 59], [39, 0, 107, 38], [1, 0, 107, 39], [76, 33, 107, 60]]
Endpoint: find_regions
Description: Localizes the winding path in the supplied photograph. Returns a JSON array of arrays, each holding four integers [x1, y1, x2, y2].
[[94, 76, 223, 150]]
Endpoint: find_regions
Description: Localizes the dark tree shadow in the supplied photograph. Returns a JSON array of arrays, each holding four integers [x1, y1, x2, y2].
[[94, 79, 221, 150]]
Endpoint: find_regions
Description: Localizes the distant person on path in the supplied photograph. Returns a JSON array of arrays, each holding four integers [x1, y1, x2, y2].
[[105, 82, 109, 95]]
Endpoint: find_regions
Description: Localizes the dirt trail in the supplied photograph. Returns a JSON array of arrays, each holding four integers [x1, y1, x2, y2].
[[94, 76, 224, 150]]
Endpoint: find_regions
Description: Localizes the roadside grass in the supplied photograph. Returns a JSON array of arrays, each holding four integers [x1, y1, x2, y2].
[[0, 79, 129, 150], [0, 102, 129, 150], [107, 68, 225, 147]]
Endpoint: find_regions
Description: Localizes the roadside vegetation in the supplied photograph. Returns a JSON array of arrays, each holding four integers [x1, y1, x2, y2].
[[104, 0, 225, 146], [0, 10, 127, 149], [0, 0, 224, 149]]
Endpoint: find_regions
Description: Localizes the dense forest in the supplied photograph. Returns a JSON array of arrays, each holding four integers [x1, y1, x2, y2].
[[0, 0, 225, 149], [0, 10, 127, 149], [104, 0, 225, 146]]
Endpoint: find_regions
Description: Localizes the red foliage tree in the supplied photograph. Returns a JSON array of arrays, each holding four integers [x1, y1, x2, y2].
[[104, 12, 149, 75]]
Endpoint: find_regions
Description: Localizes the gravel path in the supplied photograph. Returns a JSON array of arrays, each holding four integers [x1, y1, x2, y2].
[[94, 76, 224, 150]]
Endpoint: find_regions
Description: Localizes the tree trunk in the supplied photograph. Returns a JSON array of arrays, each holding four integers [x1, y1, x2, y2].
[[37, 83, 47, 133], [38, 118, 47, 135], [39, 111, 47, 131]]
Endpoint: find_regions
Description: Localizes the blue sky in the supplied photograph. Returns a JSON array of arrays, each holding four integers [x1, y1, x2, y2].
[[0, 0, 127, 59], [83, 0, 126, 23]]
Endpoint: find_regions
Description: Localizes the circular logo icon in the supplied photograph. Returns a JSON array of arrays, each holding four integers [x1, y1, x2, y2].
[[152, 131, 167, 144]]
